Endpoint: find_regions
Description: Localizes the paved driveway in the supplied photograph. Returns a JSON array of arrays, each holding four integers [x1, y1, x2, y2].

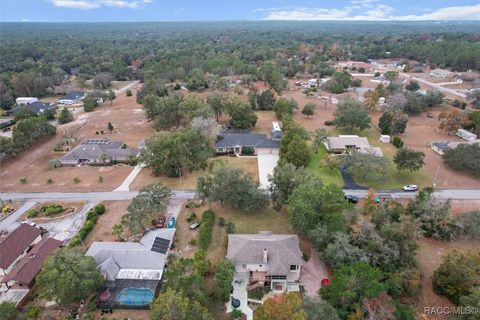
[[300, 250, 330, 297], [257, 154, 279, 189]]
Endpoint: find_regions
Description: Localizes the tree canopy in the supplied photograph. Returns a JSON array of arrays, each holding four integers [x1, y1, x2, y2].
[[333, 99, 371, 132]]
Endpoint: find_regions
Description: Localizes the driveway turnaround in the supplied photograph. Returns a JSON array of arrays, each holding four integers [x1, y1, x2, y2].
[[257, 154, 279, 189]]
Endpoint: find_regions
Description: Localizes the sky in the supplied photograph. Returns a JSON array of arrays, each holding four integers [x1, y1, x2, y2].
[[1, 0, 480, 22]]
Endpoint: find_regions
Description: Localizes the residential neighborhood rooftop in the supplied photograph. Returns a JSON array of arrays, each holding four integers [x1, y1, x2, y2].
[[215, 131, 280, 149], [0, 224, 42, 270]]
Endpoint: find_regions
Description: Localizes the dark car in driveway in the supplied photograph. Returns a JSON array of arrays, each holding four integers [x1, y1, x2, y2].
[[345, 195, 359, 204]]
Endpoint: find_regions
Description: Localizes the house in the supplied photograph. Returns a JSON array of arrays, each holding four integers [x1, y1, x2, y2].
[[430, 141, 475, 155], [214, 130, 279, 155], [226, 231, 303, 293], [1, 238, 61, 290], [325, 135, 383, 156], [430, 68, 454, 78], [15, 97, 38, 106], [57, 91, 86, 105], [0, 224, 42, 276], [59, 139, 139, 166], [86, 228, 175, 308], [6, 102, 54, 116], [456, 129, 477, 142]]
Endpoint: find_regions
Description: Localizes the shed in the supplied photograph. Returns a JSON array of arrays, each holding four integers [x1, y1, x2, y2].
[[456, 129, 477, 142], [379, 135, 390, 143]]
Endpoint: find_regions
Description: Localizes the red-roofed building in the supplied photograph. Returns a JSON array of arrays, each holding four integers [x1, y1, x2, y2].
[[2, 238, 62, 289], [0, 224, 42, 276]]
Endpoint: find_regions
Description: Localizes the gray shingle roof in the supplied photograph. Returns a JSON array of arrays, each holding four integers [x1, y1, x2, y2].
[[60, 139, 139, 164], [227, 232, 303, 276], [215, 132, 279, 149], [6, 102, 53, 115], [59, 91, 85, 101]]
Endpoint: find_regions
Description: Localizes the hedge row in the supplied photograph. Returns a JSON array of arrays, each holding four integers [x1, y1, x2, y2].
[[198, 210, 215, 250], [69, 204, 106, 247]]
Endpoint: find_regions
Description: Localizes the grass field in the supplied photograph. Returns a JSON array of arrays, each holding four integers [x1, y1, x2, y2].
[[328, 127, 432, 189], [308, 145, 344, 187]]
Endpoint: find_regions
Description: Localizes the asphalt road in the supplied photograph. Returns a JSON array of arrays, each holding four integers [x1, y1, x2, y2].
[[344, 189, 480, 200], [0, 190, 196, 202]]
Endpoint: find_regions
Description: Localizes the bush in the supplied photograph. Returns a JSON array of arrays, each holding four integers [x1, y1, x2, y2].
[[241, 146, 254, 155], [86, 210, 97, 221], [20, 177, 27, 184], [186, 212, 196, 222], [217, 217, 226, 227], [93, 204, 106, 215], [198, 210, 215, 250], [46, 178, 54, 184], [392, 136, 404, 148], [324, 120, 335, 126], [188, 238, 197, 246], [27, 208, 39, 218], [126, 89, 133, 97], [459, 211, 480, 239], [26, 303, 41, 319], [226, 221, 235, 234], [73, 177, 81, 183], [452, 99, 467, 109], [69, 236, 81, 247]]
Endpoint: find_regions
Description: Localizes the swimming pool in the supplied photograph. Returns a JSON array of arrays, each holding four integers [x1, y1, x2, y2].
[[116, 287, 154, 306]]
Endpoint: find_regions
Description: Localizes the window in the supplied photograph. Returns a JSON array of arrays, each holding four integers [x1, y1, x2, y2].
[[290, 265, 298, 271]]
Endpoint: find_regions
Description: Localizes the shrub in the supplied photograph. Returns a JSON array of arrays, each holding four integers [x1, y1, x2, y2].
[[73, 177, 81, 183], [241, 146, 254, 155], [27, 208, 39, 218], [126, 89, 133, 97], [69, 236, 81, 247], [324, 120, 335, 126], [97, 176, 104, 183], [48, 159, 61, 169], [392, 136, 404, 148], [26, 303, 41, 319], [186, 212, 196, 222], [46, 178, 54, 185], [217, 217, 226, 227], [198, 210, 215, 250], [459, 211, 480, 239], [188, 238, 197, 246], [93, 204, 106, 215], [86, 210, 97, 221], [20, 177, 27, 184], [226, 221, 235, 234]]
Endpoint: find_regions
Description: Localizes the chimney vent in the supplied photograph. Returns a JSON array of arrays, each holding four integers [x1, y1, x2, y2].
[[263, 249, 268, 263]]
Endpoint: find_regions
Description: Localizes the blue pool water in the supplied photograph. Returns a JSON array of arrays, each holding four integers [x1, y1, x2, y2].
[[116, 288, 154, 306]]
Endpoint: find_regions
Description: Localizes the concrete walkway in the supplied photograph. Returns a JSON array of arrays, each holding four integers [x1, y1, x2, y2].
[[113, 164, 143, 192], [0, 201, 37, 232]]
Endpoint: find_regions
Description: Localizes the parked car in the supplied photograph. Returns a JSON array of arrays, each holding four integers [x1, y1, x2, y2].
[[167, 217, 176, 228], [344, 195, 359, 204], [155, 216, 166, 228], [403, 184, 419, 192]]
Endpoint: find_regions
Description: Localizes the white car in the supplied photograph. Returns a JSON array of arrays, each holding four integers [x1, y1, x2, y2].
[[403, 184, 418, 192]]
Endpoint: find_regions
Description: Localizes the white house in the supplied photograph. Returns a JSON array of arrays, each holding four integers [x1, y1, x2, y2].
[[15, 97, 38, 106]]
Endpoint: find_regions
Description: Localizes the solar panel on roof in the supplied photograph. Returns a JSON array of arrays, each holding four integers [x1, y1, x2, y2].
[[151, 237, 170, 254]]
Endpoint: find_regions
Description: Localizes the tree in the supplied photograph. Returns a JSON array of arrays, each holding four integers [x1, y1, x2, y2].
[[405, 80, 420, 92], [92, 72, 112, 89], [254, 292, 307, 320], [13, 108, 37, 122], [403, 92, 426, 115], [302, 102, 316, 116], [385, 93, 407, 112], [122, 182, 172, 234], [333, 99, 371, 132], [425, 90, 444, 107], [311, 128, 327, 152], [363, 90, 380, 111], [0, 302, 18, 320], [320, 262, 387, 319], [248, 89, 258, 109], [150, 288, 212, 320], [302, 297, 340, 320], [433, 250, 480, 304], [83, 95, 96, 112], [216, 260, 235, 302], [257, 90, 276, 110], [341, 152, 389, 183], [187, 68, 207, 90], [144, 93, 183, 129], [141, 128, 212, 177], [7, 116, 56, 156], [283, 135, 310, 168], [108, 89, 116, 106], [207, 91, 229, 121], [273, 97, 297, 119], [384, 71, 399, 82], [107, 121, 114, 132], [58, 107, 73, 124], [465, 110, 480, 135], [201, 167, 268, 213], [191, 116, 220, 140], [287, 180, 347, 235], [378, 111, 408, 135], [459, 211, 480, 240], [323, 232, 363, 269], [394, 148, 425, 172], [362, 292, 397, 320], [112, 223, 124, 240], [268, 163, 310, 211], [193, 249, 210, 276], [438, 109, 467, 135], [467, 89, 480, 109], [443, 143, 480, 177], [228, 102, 257, 129], [36, 247, 104, 306]]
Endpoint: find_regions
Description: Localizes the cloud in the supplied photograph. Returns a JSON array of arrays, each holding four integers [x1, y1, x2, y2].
[[260, 3, 480, 21], [50, 0, 153, 10]]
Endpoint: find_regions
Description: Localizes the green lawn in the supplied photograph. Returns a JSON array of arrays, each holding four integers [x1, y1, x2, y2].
[[308, 145, 344, 187], [327, 127, 433, 189]]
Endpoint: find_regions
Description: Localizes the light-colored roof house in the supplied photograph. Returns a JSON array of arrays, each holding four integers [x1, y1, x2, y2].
[[86, 228, 175, 282], [430, 141, 479, 155], [325, 135, 383, 156], [59, 139, 139, 166], [227, 231, 302, 292], [430, 68, 454, 78]]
